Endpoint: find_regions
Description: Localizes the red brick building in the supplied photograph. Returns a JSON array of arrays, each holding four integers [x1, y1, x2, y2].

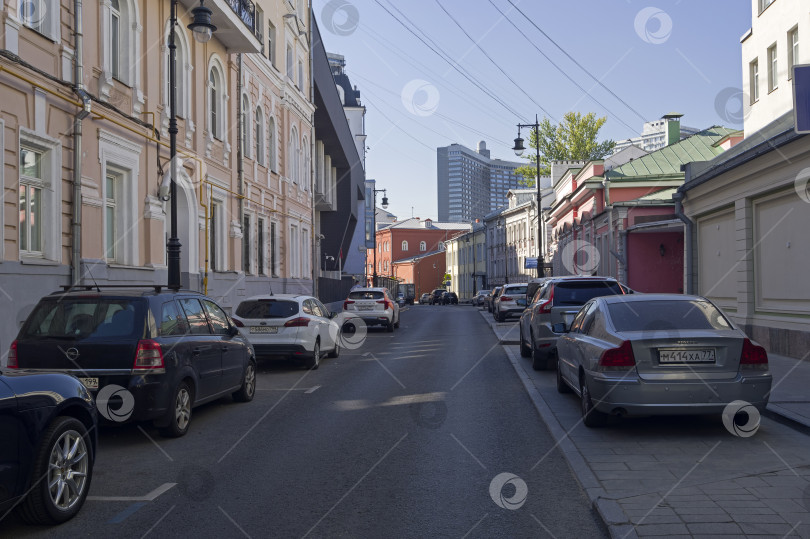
[[392, 251, 447, 299], [366, 218, 469, 285]]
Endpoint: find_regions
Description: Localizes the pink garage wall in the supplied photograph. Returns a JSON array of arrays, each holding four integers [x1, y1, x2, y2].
[[627, 231, 684, 293]]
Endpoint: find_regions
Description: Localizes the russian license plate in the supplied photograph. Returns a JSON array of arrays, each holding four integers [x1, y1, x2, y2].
[[357, 305, 373, 311], [250, 326, 278, 334], [659, 349, 716, 363], [79, 377, 99, 390]]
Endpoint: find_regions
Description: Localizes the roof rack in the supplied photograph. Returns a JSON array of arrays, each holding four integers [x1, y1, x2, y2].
[[59, 284, 166, 293]]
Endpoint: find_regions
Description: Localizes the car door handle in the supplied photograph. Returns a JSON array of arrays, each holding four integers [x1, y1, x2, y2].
[[192, 348, 201, 356]]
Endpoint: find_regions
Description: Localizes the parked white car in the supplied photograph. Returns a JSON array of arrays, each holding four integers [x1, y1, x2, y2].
[[232, 294, 341, 369], [343, 287, 400, 332]]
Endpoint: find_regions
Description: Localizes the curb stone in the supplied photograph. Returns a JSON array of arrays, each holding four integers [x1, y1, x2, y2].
[[482, 310, 638, 539]]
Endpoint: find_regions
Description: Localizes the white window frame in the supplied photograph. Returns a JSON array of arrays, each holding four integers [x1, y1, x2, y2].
[[402, 240, 408, 251], [163, 23, 192, 118], [301, 136, 309, 190], [241, 94, 251, 159], [267, 21, 276, 68], [270, 220, 279, 276], [768, 43, 778, 92], [788, 27, 799, 80], [20, 0, 59, 41], [268, 116, 277, 171], [100, 0, 142, 97], [286, 44, 293, 81], [420, 241, 427, 251], [209, 197, 227, 272], [208, 58, 228, 141], [255, 107, 265, 166], [242, 212, 253, 274], [302, 228, 310, 277], [18, 129, 62, 263], [257, 217, 266, 275], [289, 126, 300, 184], [99, 129, 141, 266], [750, 59, 759, 104], [290, 223, 300, 278], [297, 58, 304, 90]]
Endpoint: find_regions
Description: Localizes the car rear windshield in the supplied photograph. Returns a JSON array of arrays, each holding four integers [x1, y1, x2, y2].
[[504, 286, 528, 295], [349, 291, 384, 300], [608, 300, 733, 332], [553, 281, 624, 306], [21, 297, 145, 339], [235, 300, 299, 319]]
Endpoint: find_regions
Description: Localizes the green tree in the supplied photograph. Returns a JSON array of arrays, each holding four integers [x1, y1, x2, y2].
[[516, 112, 616, 187]]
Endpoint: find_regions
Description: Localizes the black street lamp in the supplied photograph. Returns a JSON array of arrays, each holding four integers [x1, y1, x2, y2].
[[512, 114, 543, 278], [167, 0, 216, 290], [371, 188, 388, 287]]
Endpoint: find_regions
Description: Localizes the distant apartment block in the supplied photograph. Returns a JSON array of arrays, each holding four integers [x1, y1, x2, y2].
[[437, 141, 525, 222], [613, 114, 701, 153]]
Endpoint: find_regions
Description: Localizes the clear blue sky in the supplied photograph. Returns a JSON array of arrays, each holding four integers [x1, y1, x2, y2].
[[313, 0, 752, 221]]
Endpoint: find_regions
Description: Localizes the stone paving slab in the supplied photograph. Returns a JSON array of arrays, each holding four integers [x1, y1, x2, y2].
[[479, 309, 810, 538]]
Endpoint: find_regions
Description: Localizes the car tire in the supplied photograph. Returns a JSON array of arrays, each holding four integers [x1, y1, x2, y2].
[[581, 377, 608, 428], [496, 310, 505, 323], [394, 314, 400, 329], [159, 381, 194, 438], [306, 340, 321, 370], [232, 359, 256, 402], [519, 326, 531, 358], [531, 338, 548, 371], [328, 338, 340, 358], [386, 320, 394, 332], [17, 416, 93, 525], [556, 354, 571, 394]]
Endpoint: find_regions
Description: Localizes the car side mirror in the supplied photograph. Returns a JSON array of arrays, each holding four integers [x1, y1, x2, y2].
[[329, 311, 339, 319], [228, 325, 240, 336], [552, 322, 569, 333]]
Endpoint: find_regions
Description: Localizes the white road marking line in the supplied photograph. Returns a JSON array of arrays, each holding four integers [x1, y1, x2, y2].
[[88, 482, 177, 502], [304, 385, 321, 394]]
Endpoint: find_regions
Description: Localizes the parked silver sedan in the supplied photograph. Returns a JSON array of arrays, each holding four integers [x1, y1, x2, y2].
[[555, 294, 772, 427]]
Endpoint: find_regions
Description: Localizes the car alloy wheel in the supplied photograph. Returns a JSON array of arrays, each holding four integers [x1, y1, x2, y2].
[[233, 360, 256, 402], [18, 416, 93, 525], [160, 381, 193, 438], [307, 341, 321, 369], [519, 326, 532, 358]]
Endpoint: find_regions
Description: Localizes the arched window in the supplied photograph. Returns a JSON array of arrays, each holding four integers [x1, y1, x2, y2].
[[268, 116, 276, 170], [110, 0, 121, 79], [402, 240, 408, 251], [301, 136, 309, 189], [420, 241, 427, 251], [208, 64, 225, 140], [289, 126, 300, 183], [104, 0, 140, 90], [241, 95, 251, 158], [164, 26, 190, 118], [255, 107, 264, 166]]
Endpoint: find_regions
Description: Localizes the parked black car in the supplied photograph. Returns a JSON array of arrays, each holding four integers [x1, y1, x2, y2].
[[0, 369, 97, 525], [441, 292, 459, 305], [10, 286, 256, 438], [428, 288, 446, 305]]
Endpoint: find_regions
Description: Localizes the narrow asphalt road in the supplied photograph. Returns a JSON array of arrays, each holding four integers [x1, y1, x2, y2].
[[5, 305, 606, 538]]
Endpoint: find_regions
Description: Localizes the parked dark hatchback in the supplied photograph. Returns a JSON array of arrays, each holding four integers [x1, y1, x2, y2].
[[441, 292, 459, 305], [9, 286, 256, 438], [0, 369, 97, 525], [429, 288, 446, 305]]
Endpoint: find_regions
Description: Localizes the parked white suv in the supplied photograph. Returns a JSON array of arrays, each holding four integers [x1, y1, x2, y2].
[[232, 294, 341, 370], [493, 283, 529, 322], [343, 287, 400, 332]]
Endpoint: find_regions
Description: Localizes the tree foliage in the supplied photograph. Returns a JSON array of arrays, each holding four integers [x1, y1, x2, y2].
[[516, 112, 616, 187]]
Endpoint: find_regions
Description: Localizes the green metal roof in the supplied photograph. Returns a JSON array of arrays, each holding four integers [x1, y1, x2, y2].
[[606, 126, 737, 181]]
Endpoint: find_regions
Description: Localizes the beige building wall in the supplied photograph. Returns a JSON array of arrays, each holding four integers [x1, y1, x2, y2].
[[0, 0, 314, 363]]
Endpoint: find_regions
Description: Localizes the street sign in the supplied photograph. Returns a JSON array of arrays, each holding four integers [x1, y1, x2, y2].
[[524, 257, 538, 269], [793, 64, 810, 134]]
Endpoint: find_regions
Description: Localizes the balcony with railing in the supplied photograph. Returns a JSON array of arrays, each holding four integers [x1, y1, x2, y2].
[[180, 0, 262, 52]]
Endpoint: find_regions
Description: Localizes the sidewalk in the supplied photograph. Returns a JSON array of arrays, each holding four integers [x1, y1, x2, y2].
[[479, 307, 810, 538]]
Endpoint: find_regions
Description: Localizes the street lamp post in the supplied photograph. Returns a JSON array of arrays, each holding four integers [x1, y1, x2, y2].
[[512, 114, 543, 278], [167, 0, 216, 290], [371, 188, 388, 287]]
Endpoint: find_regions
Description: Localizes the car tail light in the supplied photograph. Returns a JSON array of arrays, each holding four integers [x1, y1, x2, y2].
[[233, 318, 244, 327], [740, 339, 768, 370], [538, 287, 555, 313], [598, 341, 636, 369], [7, 340, 17, 368], [500, 296, 513, 302], [377, 299, 392, 310], [133, 339, 164, 370], [284, 317, 311, 327], [343, 300, 355, 310]]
